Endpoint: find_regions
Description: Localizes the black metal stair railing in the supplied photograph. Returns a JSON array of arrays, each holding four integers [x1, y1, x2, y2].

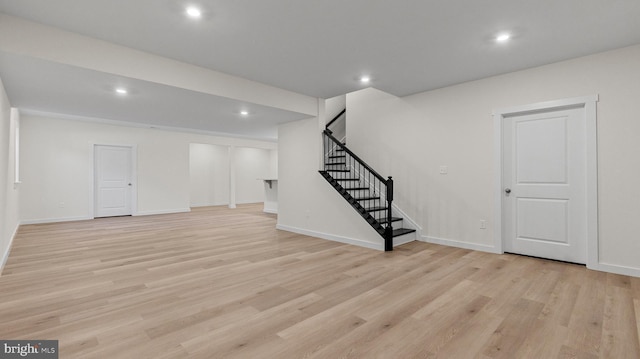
[[319, 128, 396, 251], [325, 108, 345, 130]]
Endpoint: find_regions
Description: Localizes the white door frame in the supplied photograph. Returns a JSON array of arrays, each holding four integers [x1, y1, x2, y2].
[[93, 143, 138, 218], [493, 95, 598, 270]]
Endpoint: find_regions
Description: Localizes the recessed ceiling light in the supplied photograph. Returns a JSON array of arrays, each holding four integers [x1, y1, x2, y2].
[[359, 76, 371, 84], [495, 33, 511, 43], [240, 110, 249, 116], [115, 88, 128, 95], [186, 6, 202, 18]]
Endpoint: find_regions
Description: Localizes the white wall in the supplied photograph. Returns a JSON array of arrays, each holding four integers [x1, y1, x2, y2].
[[346, 44, 640, 275], [0, 77, 20, 273], [234, 147, 270, 204], [325, 95, 347, 142], [189, 144, 275, 207], [277, 116, 383, 250], [325, 94, 346, 123], [20, 115, 277, 223], [268, 149, 278, 179], [189, 143, 230, 207]]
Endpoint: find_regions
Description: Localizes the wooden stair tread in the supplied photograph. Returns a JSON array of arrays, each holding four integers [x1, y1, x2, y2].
[[392, 228, 416, 237], [353, 196, 380, 201], [378, 217, 402, 224], [319, 155, 416, 251]]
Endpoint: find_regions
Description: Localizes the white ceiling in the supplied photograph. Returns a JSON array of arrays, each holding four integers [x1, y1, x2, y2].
[[1, 0, 640, 140], [0, 50, 307, 140]]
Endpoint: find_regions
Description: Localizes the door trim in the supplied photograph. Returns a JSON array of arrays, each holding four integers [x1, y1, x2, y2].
[[92, 143, 138, 218], [493, 95, 598, 269]]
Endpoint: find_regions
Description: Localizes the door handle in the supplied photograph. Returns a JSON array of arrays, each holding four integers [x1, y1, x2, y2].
[[128, 183, 132, 186], [505, 188, 511, 194]]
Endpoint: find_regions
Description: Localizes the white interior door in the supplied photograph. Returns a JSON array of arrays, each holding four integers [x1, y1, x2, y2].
[[95, 145, 133, 217], [502, 106, 587, 264]]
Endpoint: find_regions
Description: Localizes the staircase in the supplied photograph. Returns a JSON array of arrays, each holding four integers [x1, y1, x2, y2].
[[319, 112, 415, 251]]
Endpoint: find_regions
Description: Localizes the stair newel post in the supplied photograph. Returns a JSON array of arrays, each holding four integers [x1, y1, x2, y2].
[[319, 127, 415, 250], [384, 176, 394, 251]]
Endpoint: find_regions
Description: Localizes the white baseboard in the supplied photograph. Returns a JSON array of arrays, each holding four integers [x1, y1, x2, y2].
[[276, 224, 383, 251], [133, 208, 191, 216], [0, 223, 20, 276], [190, 202, 228, 208], [589, 262, 640, 278], [421, 235, 500, 254], [263, 208, 278, 214], [421, 235, 640, 277], [21, 208, 192, 224], [21, 216, 93, 225], [276, 224, 416, 251]]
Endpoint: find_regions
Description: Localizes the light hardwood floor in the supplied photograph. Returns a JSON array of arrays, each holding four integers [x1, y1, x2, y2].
[[1, 204, 639, 358]]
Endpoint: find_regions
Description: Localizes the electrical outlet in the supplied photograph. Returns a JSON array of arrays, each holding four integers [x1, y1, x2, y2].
[[59, 202, 65, 208], [480, 220, 487, 229], [439, 165, 448, 174]]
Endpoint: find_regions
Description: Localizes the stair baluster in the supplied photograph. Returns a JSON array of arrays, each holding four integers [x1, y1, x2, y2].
[[319, 125, 415, 251]]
